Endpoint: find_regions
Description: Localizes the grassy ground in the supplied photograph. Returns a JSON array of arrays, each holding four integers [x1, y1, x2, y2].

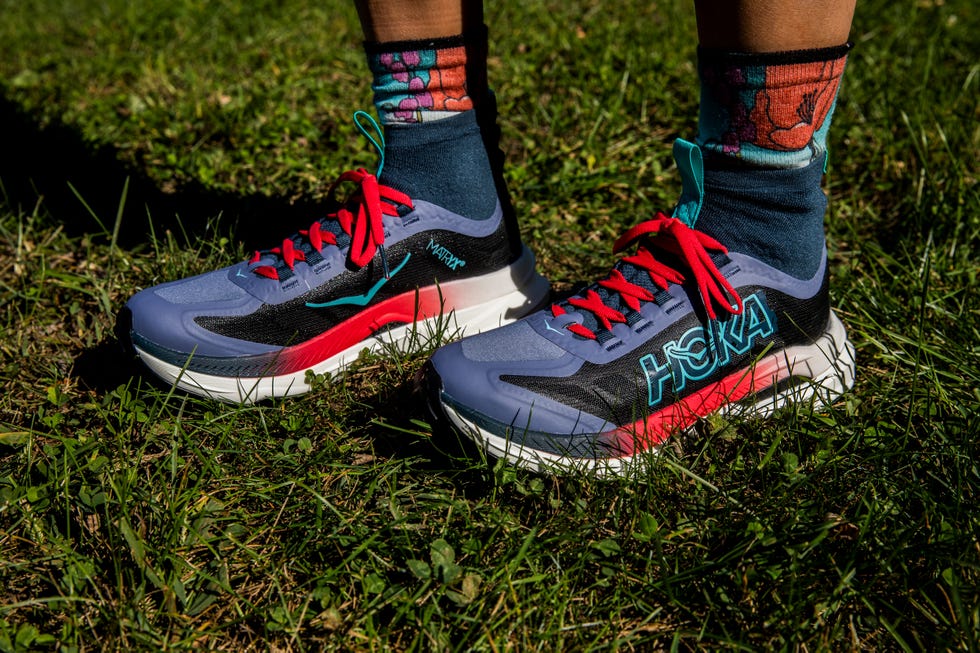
[[1, 0, 978, 650]]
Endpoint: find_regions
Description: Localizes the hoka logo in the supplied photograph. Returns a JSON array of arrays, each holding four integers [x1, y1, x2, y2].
[[640, 292, 776, 408], [426, 239, 466, 271]]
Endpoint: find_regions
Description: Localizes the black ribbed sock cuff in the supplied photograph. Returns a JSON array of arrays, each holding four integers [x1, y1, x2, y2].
[[363, 25, 488, 55], [697, 42, 852, 67]]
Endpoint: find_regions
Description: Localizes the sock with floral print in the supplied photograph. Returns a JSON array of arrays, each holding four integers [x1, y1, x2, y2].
[[691, 44, 851, 279], [366, 30, 487, 125]]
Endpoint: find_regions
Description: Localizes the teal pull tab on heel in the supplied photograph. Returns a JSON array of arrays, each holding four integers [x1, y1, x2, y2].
[[353, 110, 386, 177], [671, 138, 705, 227]]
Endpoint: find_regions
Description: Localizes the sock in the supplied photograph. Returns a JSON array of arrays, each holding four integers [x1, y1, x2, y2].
[[696, 44, 850, 168], [380, 110, 498, 220], [366, 30, 487, 125], [361, 30, 499, 220], [689, 44, 851, 279]]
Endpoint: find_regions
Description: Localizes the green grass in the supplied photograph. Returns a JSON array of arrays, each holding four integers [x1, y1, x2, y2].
[[1, 0, 978, 650]]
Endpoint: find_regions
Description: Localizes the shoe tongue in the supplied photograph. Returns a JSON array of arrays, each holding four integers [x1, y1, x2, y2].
[[671, 138, 705, 228], [320, 213, 352, 250]]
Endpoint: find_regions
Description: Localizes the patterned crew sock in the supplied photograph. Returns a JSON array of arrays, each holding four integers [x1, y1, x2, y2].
[[364, 29, 499, 221], [697, 44, 850, 168], [690, 44, 851, 279], [366, 30, 486, 125]]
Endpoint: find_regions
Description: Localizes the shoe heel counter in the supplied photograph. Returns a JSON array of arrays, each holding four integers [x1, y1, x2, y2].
[[476, 93, 523, 261], [774, 263, 833, 346]]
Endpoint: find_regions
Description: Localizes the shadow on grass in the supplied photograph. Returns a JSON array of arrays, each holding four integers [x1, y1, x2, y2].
[[0, 95, 322, 251], [71, 338, 146, 395], [292, 360, 500, 495], [69, 332, 496, 491], [358, 367, 493, 468]]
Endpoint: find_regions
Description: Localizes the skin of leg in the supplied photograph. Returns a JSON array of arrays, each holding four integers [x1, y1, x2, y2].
[[355, 0, 483, 41], [695, 0, 856, 51]]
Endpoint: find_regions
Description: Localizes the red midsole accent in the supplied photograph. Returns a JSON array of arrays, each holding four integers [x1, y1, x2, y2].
[[608, 358, 783, 455], [272, 285, 457, 374]]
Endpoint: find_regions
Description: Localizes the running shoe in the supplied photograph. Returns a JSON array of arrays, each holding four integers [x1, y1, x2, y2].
[[427, 140, 856, 474], [121, 112, 549, 402]]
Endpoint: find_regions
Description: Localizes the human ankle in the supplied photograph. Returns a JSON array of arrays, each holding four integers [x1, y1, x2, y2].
[[379, 110, 499, 220], [683, 45, 851, 278], [696, 156, 829, 279]]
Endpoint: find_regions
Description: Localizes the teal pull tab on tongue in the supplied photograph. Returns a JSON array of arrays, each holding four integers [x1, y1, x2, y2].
[[671, 138, 705, 227]]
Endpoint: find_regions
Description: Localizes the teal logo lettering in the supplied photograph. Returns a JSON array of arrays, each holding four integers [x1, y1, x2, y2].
[[639, 293, 776, 407], [426, 239, 466, 271]]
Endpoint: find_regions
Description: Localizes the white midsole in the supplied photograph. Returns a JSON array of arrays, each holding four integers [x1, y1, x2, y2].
[[441, 310, 856, 477], [135, 246, 549, 403]]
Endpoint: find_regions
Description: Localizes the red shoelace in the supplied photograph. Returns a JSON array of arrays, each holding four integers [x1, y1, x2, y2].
[[250, 168, 413, 280], [551, 212, 744, 339]]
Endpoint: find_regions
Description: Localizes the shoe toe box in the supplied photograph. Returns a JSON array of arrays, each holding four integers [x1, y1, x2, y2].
[[125, 265, 277, 359]]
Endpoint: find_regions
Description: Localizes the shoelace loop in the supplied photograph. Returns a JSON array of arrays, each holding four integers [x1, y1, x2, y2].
[[249, 168, 413, 280], [552, 212, 744, 340]]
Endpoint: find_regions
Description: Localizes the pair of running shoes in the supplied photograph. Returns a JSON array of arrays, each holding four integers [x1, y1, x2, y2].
[[120, 116, 855, 475]]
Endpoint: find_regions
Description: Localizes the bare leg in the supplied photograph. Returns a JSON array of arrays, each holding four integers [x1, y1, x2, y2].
[[695, 0, 856, 51], [354, 0, 482, 41]]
